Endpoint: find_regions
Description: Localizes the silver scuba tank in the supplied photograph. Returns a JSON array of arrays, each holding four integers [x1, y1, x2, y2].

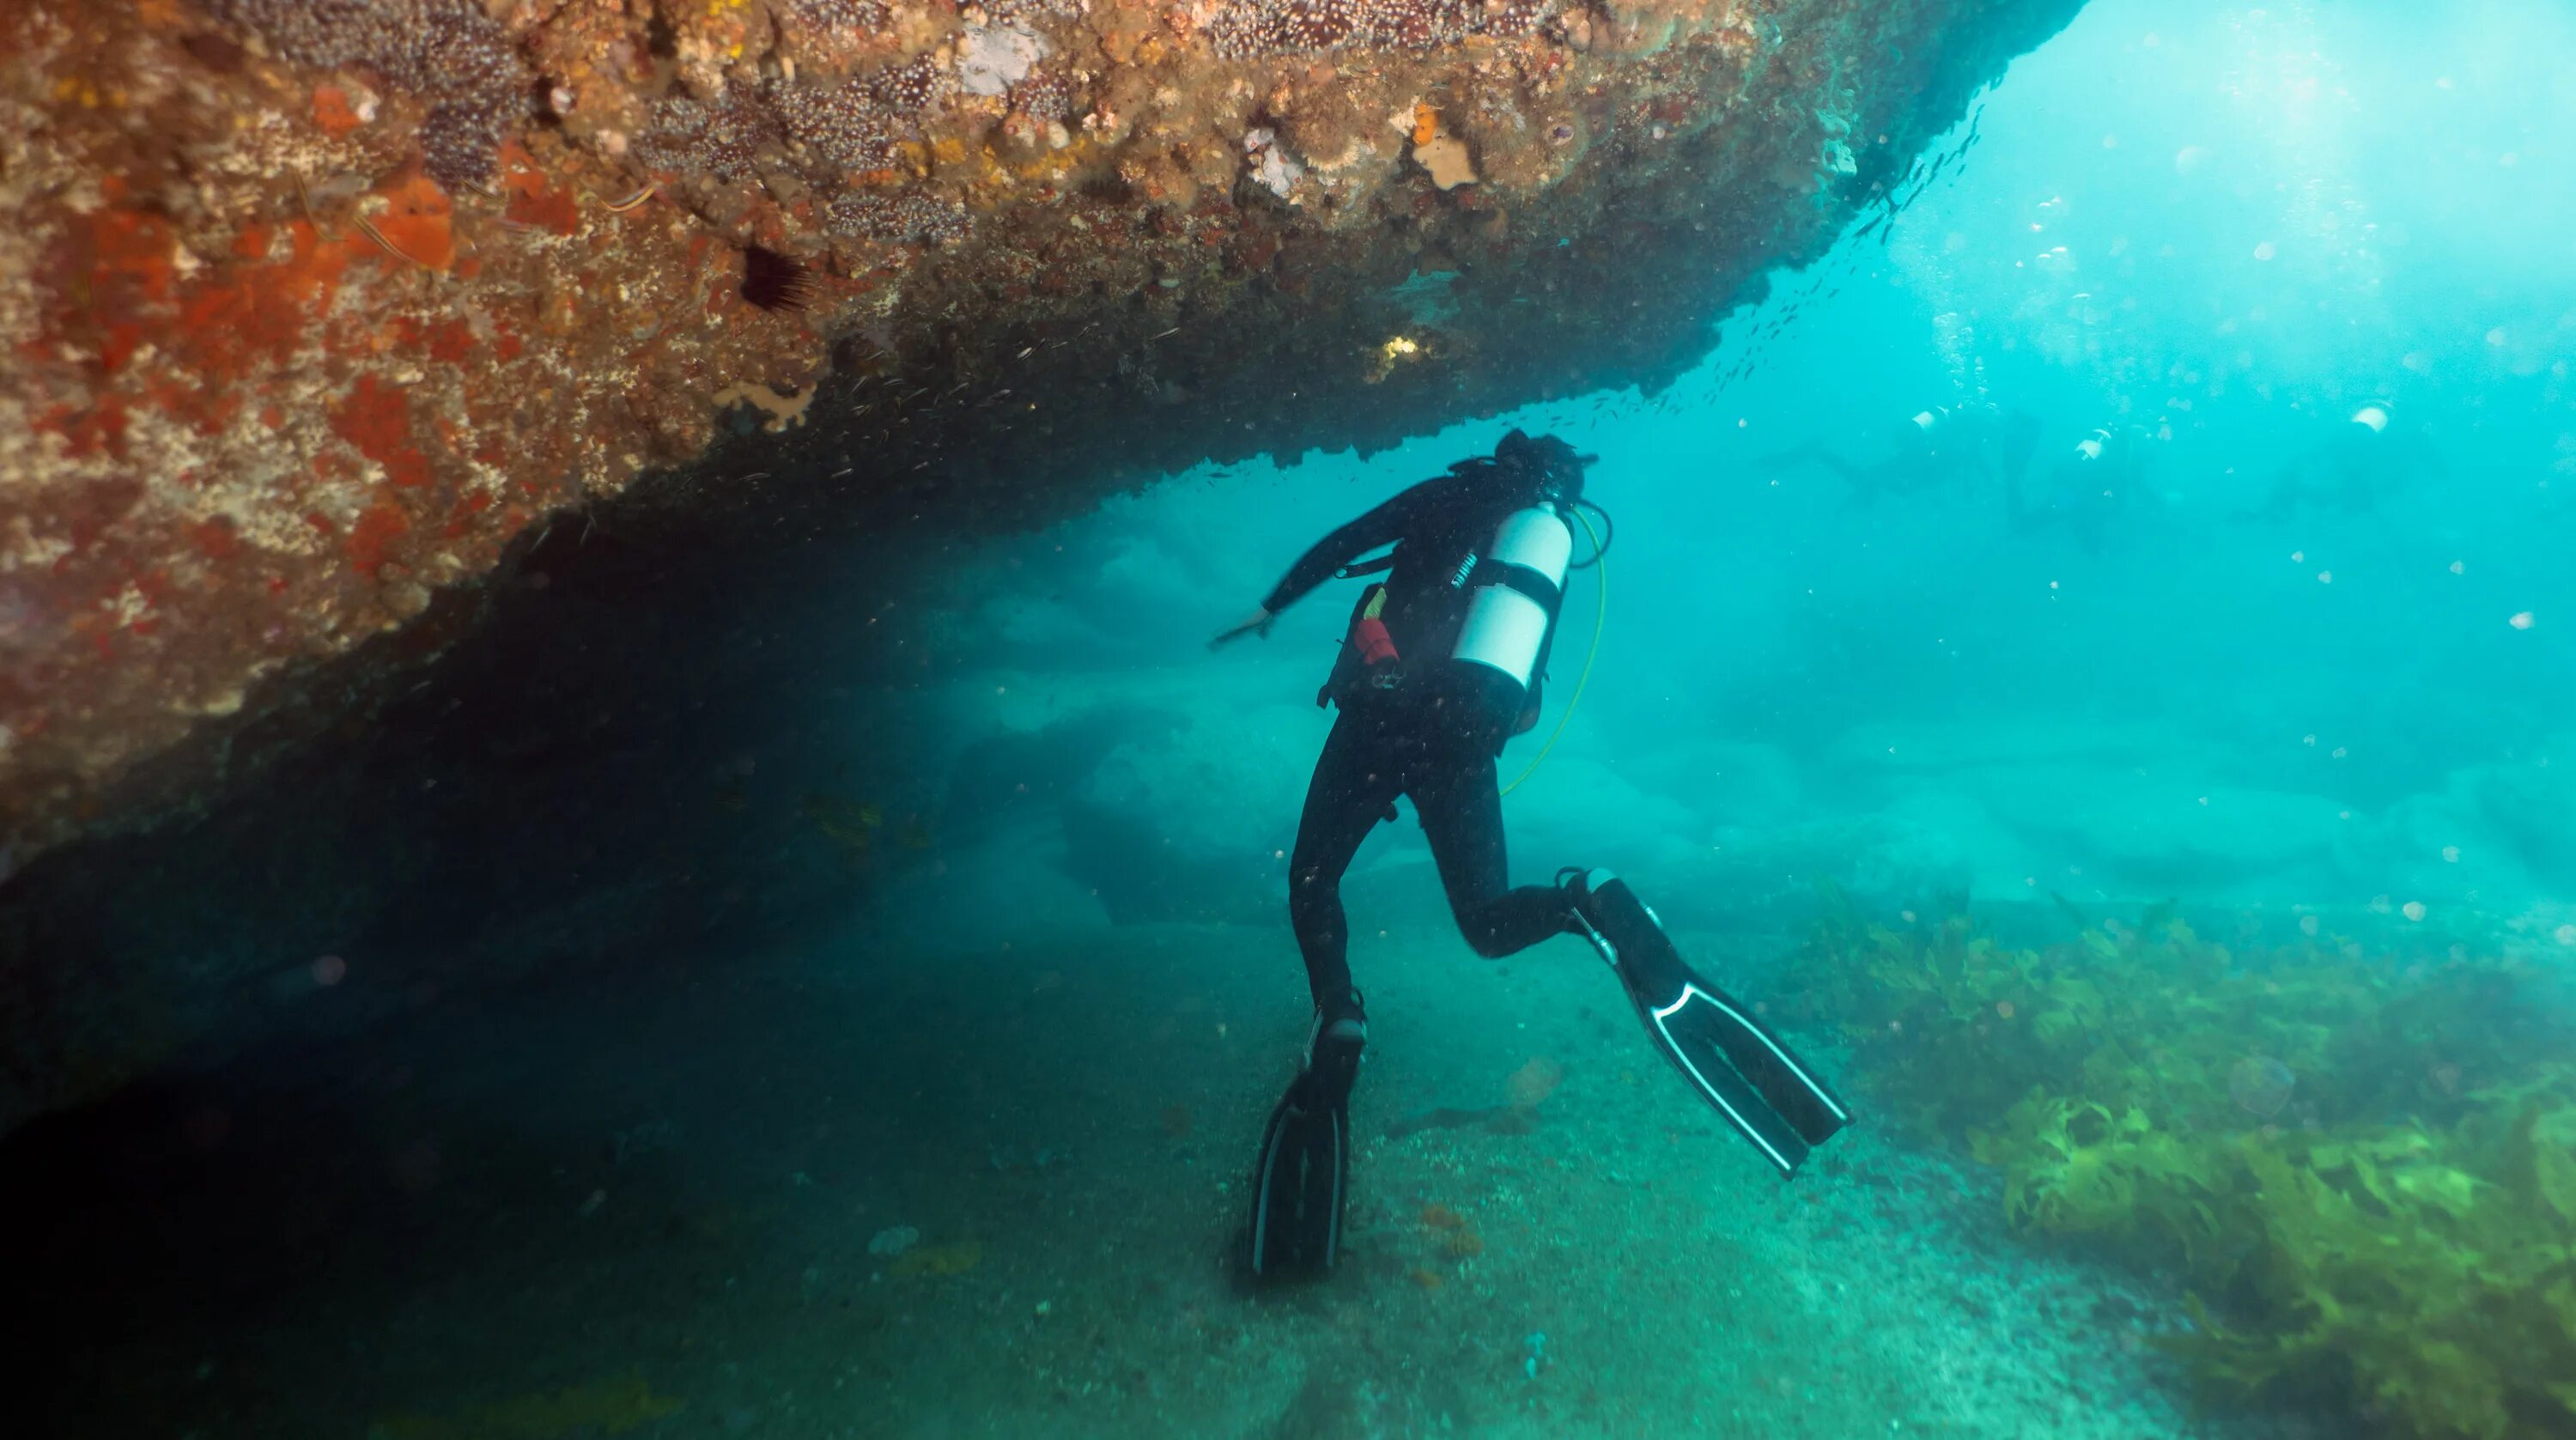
[[1449, 501, 1575, 733]]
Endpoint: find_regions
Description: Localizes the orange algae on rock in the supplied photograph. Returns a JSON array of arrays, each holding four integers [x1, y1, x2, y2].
[[175, 222, 355, 404], [70, 209, 182, 374], [344, 500, 412, 577], [501, 143, 582, 236], [366, 170, 456, 270], [311, 83, 365, 137], [331, 374, 431, 489]]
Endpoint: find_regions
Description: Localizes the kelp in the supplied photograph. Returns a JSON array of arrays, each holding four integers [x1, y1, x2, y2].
[[1786, 886, 2576, 1438]]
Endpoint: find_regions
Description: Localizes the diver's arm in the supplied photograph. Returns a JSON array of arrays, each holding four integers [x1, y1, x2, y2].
[[1256, 477, 1448, 616], [1210, 477, 1443, 650], [1209, 607, 1273, 648]]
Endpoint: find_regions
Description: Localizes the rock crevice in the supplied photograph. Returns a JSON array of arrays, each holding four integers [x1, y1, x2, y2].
[[3, 0, 2080, 1126]]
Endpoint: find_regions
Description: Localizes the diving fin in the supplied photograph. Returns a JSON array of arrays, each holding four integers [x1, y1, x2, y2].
[[1247, 998, 1365, 1278], [1565, 870, 1850, 1175]]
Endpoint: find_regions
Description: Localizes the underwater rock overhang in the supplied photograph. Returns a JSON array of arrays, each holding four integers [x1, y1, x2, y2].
[[0, 0, 2082, 871]]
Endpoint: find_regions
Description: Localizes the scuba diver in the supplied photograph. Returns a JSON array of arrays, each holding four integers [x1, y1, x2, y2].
[[2006, 422, 2156, 554], [1209, 429, 1850, 1279], [2238, 400, 2444, 523], [1768, 401, 2040, 505]]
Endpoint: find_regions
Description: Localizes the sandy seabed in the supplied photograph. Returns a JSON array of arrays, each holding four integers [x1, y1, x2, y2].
[[15, 893, 2307, 1440]]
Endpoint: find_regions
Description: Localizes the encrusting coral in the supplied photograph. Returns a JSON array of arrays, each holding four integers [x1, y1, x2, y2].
[[0, 0, 2089, 1131]]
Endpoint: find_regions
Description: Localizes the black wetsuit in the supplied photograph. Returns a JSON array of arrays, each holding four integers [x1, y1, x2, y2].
[[2008, 426, 2144, 553], [2243, 419, 2444, 522], [1261, 465, 1577, 1006], [1777, 405, 2039, 505]]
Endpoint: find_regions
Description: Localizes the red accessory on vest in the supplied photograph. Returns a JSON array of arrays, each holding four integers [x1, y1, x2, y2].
[[1352, 614, 1397, 666]]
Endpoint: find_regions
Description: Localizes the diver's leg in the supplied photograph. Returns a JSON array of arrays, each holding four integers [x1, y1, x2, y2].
[[2241, 458, 2314, 523], [1803, 449, 1870, 486], [1765, 441, 1880, 495], [1563, 868, 1852, 1169], [1868, 456, 1933, 499], [1809, 450, 1886, 502], [1411, 744, 1574, 959], [1287, 715, 1401, 1006], [1758, 439, 1824, 471]]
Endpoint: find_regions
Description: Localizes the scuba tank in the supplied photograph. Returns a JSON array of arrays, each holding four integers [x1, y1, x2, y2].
[[1448, 501, 1576, 738], [1314, 432, 1601, 736]]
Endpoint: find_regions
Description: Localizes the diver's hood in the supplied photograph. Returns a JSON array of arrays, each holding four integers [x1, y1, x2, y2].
[[1492, 428, 1598, 502]]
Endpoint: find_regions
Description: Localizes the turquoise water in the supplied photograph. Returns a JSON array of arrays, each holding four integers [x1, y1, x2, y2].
[[10, 1, 2576, 1437]]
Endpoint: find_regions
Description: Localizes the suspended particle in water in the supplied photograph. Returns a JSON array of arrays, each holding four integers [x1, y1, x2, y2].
[[2507, 611, 2535, 629], [2555, 924, 2576, 946], [2449, 560, 2465, 574], [2228, 1055, 2295, 1118], [2252, 240, 2276, 261], [313, 954, 348, 987], [2299, 914, 2320, 937], [2402, 900, 2427, 921], [2441, 846, 2460, 863]]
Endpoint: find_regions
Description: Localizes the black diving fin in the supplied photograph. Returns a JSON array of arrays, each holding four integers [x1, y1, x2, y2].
[[1247, 999, 1365, 1278], [1565, 870, 1850, 1174]]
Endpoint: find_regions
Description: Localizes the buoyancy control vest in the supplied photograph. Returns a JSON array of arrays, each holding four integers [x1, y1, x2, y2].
[[1319, 499, 1577, 748]]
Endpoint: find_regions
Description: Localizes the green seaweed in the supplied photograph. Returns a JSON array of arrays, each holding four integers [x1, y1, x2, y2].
[[1787, 892, 2576, 1438]]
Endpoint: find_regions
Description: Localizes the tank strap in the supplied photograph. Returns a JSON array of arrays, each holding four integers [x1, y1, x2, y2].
[[1478, 560, 1563, 613]]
